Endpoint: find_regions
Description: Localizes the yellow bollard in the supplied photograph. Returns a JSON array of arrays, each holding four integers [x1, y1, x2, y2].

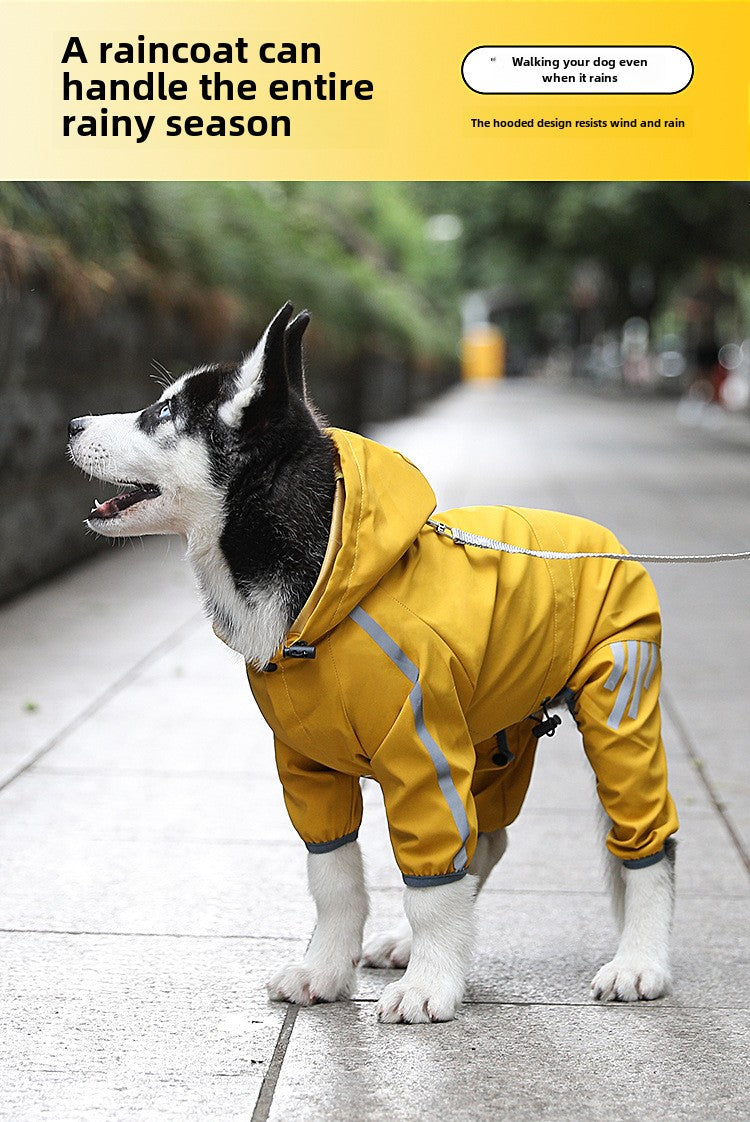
[[461, 325, 506, 381]]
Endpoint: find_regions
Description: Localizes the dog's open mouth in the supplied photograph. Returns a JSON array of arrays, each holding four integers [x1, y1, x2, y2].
[[89, 483, 161, 520]]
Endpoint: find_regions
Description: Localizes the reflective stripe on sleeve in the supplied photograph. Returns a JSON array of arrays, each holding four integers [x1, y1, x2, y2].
[[350, 605, 471, 872]]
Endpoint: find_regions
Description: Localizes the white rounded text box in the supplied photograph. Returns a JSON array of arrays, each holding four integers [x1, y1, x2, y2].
[[462, 46, 693, 95]]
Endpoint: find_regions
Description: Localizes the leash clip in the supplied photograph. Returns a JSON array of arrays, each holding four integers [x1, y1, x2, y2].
[[429, 519, 461, 544]]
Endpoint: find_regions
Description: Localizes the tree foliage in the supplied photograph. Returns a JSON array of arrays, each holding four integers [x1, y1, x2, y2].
[[416, 182, 750, 325], [2, 181, 748, 356], [0, 182, 462, 361]]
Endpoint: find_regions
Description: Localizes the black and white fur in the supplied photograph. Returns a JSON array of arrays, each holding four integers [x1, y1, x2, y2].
[[69, 305, 336, 670], [68, 303, 676, 1023]]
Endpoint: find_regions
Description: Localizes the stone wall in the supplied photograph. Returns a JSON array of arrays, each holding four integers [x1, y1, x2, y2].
[[0, 231, 456, 601]]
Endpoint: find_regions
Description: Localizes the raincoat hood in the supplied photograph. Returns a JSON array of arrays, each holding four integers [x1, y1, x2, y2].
[[292, 429, 437, 644]]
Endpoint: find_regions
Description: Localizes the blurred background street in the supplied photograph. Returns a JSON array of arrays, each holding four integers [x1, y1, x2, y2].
[[3, 181, 750, 600], [1, 182, 749, 1118]]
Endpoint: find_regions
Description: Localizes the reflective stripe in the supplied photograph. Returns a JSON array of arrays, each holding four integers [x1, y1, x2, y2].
[[350, 605, 470, 872], [350, 606, 418, 686], [604, 640, 660, 728], [644, 642, 659, 690], [607, 640, 639, 730], [603, 642, 626, 692], [628, 641, 653, 720]]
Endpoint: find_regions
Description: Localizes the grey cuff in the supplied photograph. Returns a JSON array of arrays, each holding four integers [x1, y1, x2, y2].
[[622, 849, 665, 869], [402, 869, 468, 887], [305, 830, 359, 854]]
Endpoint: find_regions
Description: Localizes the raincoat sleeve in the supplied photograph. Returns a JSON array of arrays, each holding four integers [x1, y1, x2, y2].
[[274, 737, 363, 853], [367, 665, 479, 886]]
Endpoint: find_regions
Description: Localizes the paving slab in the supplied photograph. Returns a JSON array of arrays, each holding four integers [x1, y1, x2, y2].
[[2, 931, 305, 1121], [43, 628, 272, 778], [0, 832, 312, 939], [356, 890, 750, 1008], [0, 769, 294, 845], [268, 1002, 750, 1122], [1, 380, 748, 1120], [0, 536, 200, 785]]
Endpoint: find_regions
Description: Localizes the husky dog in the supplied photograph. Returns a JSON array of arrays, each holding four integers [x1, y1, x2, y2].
[[68, 304, 677, 1024]]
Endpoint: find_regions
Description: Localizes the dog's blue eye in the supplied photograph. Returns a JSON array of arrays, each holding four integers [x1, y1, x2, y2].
[[157, 402, 172, 422]]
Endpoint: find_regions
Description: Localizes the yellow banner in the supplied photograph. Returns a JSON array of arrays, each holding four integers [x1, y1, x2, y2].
[[2, 1, 747, 180]]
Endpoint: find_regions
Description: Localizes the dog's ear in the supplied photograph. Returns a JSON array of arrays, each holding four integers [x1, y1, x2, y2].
[[220, 303, 294, 429], [284, 311, 310, 402]]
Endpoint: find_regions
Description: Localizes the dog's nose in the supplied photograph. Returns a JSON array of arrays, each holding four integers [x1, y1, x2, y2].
[[68, 417, 88, 440]]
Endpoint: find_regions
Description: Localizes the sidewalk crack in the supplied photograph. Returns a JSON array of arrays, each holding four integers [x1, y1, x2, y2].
[[662, 684, 750, 877], [251, 1004, 298, 1122]]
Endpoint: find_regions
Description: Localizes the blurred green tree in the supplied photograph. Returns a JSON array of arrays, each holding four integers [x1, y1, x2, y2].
[[416, 181, 750, 326], [0, 181, 462, 363]]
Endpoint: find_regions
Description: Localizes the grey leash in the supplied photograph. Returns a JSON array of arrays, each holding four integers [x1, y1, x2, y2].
[[427, 519, 750, 564]]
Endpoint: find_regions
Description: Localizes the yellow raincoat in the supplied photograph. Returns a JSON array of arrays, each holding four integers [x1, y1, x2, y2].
[[247, 429, 678, 885]]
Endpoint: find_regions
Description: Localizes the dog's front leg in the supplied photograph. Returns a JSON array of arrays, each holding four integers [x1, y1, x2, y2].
[[363, 828, 506, 969], [592, 843, 675, 1001], [268, 842, 368, 1006], [375, 875, 477, 1023]]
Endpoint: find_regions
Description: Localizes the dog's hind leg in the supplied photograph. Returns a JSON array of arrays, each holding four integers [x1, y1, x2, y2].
[[471, 827, 509, 889], [362, 829, 507, 969], [592, 839, 676, 1001], [566, 638, 679, 1001], [268, 841, 368, 1006], [598, 802, 626, 930], [360, 917, 413, 970]]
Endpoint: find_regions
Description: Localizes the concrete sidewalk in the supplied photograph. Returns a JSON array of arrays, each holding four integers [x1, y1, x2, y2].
[[1, 381, 748, 1120]]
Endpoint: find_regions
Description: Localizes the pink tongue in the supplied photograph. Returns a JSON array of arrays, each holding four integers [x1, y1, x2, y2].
[[94, 498, 121, 519]]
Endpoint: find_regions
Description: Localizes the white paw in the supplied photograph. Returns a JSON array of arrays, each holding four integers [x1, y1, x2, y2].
[[591, 956, 671, 1002], [362, 929, 412, 969], [375, 978, 461, 1023], [267, 962, 354, 1006]]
